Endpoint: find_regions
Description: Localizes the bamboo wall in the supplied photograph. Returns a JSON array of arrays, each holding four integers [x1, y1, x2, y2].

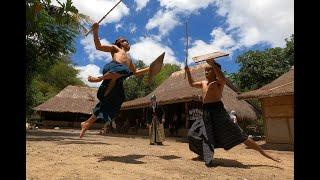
[[261, 95, 294, 144]]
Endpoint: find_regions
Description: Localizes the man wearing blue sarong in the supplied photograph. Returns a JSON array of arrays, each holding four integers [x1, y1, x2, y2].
[[80, 23, 150, 138]]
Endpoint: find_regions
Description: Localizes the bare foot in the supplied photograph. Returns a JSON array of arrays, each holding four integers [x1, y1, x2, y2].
[[80, 122, 89, 138]]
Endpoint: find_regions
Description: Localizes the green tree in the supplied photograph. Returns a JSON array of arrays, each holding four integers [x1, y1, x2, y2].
[[124, 60, 151, 101], [151, 63, 181, 88], [229, 34, 294, 92], [40, 59, 84, 90], [31, 58, 85, 108], [26, 0, 89, 114]]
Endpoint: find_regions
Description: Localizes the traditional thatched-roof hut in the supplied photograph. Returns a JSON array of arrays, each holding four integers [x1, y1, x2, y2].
[[237, 68, 294, 100], [122, 63, 259, 121], [33, 85, 103, 128], [34, 85, 98, 114], [238, 67, 294, 144]]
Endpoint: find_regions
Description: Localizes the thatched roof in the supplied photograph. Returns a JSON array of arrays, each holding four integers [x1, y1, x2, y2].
[[122, 63, 259, 120], [237, 67, 294, 100], [33, 85, 99, 114]]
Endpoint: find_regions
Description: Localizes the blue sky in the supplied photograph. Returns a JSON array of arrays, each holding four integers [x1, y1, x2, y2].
[[52, 0, 293, 87]]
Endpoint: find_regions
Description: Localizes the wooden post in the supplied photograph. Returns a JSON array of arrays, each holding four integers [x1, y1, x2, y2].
[[75, 113, 78, 128], [286, 118, 293, 144], [185, 102, 189, 129], [261, 99, 268, 143], [142, 108, 145, 128]]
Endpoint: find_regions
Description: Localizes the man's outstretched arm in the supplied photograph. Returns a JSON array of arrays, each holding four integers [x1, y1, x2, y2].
[[92, 23, 117, 53], [88, 72, 124, 82], [129, 60, 150, 76]]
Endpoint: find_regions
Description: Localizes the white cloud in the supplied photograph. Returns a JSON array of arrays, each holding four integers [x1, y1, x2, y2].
[[146, 9, 180, 38], [115, 23, 123, 32], [209, 28, 236, 49], [115, 23, 136, 34], [215, 0, 294, 47], [149, 0, 293, 47], [188, 27, 236, 65], [145, 0, 216, 39], [159, 0, 214, 12], [75, 64, 103, 87], [51, 0, 129, 25], [129, 36, 181, 66], [80, 34, 113, 62], [135, 0, 149, 11], [129, 23, 137, 34]]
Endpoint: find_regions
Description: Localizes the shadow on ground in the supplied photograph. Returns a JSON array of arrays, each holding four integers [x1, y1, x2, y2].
[[158, 155, 181, 160], [97, 154, 146, 164], [191, 157, 282, 169], [97, 154, 182, 164]]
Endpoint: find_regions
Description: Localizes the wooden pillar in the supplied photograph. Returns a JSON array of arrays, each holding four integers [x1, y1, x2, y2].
[[185, 102, 189, 129], [286, 118, 293, 144], [75, 113, 78, 128], [260, 99, 268, 143], [142, 108, 145, 126]]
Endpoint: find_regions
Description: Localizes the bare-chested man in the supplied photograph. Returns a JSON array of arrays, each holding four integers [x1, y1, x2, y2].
[[185, 60, 280, 167], [80, 23, 150, 138]]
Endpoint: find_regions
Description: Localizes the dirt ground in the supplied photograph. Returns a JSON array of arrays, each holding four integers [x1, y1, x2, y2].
[[27, 129, 293, 180]]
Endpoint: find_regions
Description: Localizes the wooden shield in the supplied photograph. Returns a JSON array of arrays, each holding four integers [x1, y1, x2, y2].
[[148, 52, 165, 84], [192, 51, 229, 63]]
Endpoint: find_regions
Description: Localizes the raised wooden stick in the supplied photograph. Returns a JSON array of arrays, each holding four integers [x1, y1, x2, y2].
[[84, 0, 123, 36], [184, 21, 188, 79]]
